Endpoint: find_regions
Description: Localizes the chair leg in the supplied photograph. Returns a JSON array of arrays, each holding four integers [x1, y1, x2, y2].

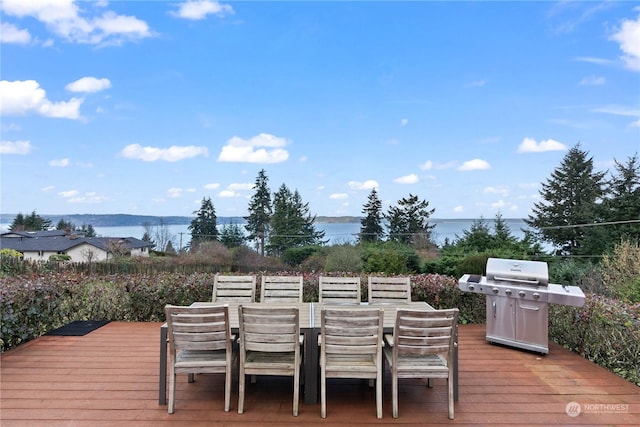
[[320, 369, 327, 418], [392, 373, 398, 418], [224, 365, 231, 412], [168, 368, 176, 414], [293, 366, 300, 416], [238, 371, 245, 414], [376, 371, 382, 419], [188, 373, 195, 383], [447, 377, 454, 420]]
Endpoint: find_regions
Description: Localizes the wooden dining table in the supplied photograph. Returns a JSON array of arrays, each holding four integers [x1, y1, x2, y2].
[[159, 301, 458, 405]]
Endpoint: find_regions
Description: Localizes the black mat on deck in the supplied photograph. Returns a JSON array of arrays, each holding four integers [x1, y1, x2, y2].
[[46, 320, 110, 336]]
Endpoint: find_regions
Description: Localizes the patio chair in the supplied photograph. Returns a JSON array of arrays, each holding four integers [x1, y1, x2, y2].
[[237, 305, 302, 416], [367, 276, 411, 304], [260, 275, 303, 303], [212, 273, 256, 302], [383, 308, 458, 419], [320, 307, 384, 419], [164, 304, 235, 414], [319, 276, 361, 304]]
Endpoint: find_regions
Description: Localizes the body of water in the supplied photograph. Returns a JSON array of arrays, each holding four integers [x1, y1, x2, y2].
[[0, 218, 532, 252]]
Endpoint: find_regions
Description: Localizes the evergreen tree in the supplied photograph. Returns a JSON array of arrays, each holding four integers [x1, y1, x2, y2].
[[79, 224, 97, 238], [56, 219, 75, 231], [359, 188, 384, 243], [189, 197, 218, 249], [267, 184, 325, 255], [525, 144, 606, 256], [9, 211, 52, 231], [220, 221, 246, 248], [603, 153, 640, 246], [386, 194, 435, 246], [245, 169, 272, 256]]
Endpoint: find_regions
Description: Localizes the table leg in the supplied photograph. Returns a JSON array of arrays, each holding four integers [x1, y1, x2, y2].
[[303, 328, 320, 404], [159, 324, 167, 405]]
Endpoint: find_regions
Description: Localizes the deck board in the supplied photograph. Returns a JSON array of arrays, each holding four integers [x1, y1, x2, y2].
[[1, 322, 638, 425]]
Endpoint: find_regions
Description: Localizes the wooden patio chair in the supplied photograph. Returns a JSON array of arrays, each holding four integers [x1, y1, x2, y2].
[[260, 275, 303, 303], [237, 305, 302, 416], [319, 276, 361, 304], [212, 273, 256, 302], [383, 308, 459, 419], [164, 304, 235, 414], [367, 276, 411, 304], [320, 307, 384, 419]]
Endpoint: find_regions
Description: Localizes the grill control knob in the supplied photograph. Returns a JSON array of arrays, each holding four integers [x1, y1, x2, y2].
[[492, 287, 499, 294], [518, 290, 526, 298], [468, 284, 475, 291], [533, 292, 540, 300], [505, 289, 512, 296]]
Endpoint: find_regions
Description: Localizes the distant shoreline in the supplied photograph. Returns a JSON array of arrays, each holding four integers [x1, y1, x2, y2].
[[0, 213, 526, 228]]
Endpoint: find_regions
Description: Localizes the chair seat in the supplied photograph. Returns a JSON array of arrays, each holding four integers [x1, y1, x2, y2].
[[175, 349, 228, 370], [383, 349, 449, 376], [244, 351, 298, 370]]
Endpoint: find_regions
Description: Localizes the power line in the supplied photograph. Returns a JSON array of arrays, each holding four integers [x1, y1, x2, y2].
[[540, 219, 640, 230]]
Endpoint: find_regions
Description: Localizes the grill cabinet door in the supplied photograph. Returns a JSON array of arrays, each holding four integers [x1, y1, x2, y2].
[[486, 294, 515, 341], [515, 299, 548, 349]]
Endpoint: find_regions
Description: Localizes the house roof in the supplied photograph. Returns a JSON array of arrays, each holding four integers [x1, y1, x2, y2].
[[0, 233, 153, 253]]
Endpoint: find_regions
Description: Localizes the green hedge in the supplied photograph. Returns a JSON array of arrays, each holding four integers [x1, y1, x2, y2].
[[1, 272, 638, 386]]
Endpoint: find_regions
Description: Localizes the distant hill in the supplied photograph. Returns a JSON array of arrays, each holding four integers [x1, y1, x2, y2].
[[0, 213, 363, 227]]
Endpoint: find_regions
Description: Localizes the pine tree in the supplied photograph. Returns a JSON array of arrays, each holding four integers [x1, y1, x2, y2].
[[189, 197, 218, 249], [603, 153, 640, 246], [9, 211, 52, 231], [267, 184, 325, 255], [525, 144, 606, 256], [386, 194, 435, 246], [220, 221, 246, 248], [244, 169, 272, 256], [359, 188, 384, 242]]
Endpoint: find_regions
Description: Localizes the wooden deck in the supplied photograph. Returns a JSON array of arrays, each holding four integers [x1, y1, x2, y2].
[[1, 322, 638, 426]]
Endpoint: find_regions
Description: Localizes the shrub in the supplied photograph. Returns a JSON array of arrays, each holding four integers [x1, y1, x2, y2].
[[281, 245, 323, 267], [362, 242, 419, 274], [324, 244, 363, 272], [600, 240, 640, 303]]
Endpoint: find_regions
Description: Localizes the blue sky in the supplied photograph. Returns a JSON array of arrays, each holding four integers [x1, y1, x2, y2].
[[1, 1, 639, 220]]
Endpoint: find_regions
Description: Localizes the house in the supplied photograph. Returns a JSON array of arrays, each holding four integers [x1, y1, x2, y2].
[[0, 230, 153, 262]]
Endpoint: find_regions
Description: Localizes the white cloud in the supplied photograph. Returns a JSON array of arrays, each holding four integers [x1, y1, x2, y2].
[[0, 140, 32, 154], [167, 188, 184, 198], [400, 118, 408, 126], [393, 174, 419, 184], [0, 22, 31, 44], [65, 77, 111, 93], [579, 75, 605, 85], [219, 190, 238, 198], [458, 159, 491, 171], [120, 144, 209, 162], [348, 180, 379, 190], [58, 190, 79, 198], [228, 183, 254, 191], [217, 133, 289, 163], [41, 185, 55, 192], [592, 105, 640, 127], [517, 137, 567, 153], [49, 158, 70, 167], [484, 186, 509, 197], [574, 56, 615, 66], [453, 205, 464, 213], [329, 193, 348, 199], [204, 183, 220, 190], [420, 160, 456, 170], [0, 0, 153, 46], [59, 190, 108, 204], [610, 11, 640, 71], [0, 80, 83, 119], [171, 0, 234, 20]]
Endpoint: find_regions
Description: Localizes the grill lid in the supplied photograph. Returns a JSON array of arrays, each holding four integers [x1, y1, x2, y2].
[[485, 258, 549, 287]]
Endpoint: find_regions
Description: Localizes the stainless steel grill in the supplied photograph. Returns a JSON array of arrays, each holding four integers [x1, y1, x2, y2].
[[458, 257, 585, 354]]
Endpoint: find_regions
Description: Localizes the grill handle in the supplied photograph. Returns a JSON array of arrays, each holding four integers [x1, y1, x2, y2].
[[492, 301, 496, 318], [492, 276, 540, 286]]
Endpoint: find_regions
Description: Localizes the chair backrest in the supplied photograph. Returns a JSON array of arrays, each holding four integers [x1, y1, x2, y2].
[[238, 305, 300, 353], [321, 308, 383, 358], [368, 276, 411, 303], [319, 276, 361, 303], [165, 304, 232, 354], [392, 308, 458, 360], [260, 275, 303, 303], [213, 274, 256, 302]]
